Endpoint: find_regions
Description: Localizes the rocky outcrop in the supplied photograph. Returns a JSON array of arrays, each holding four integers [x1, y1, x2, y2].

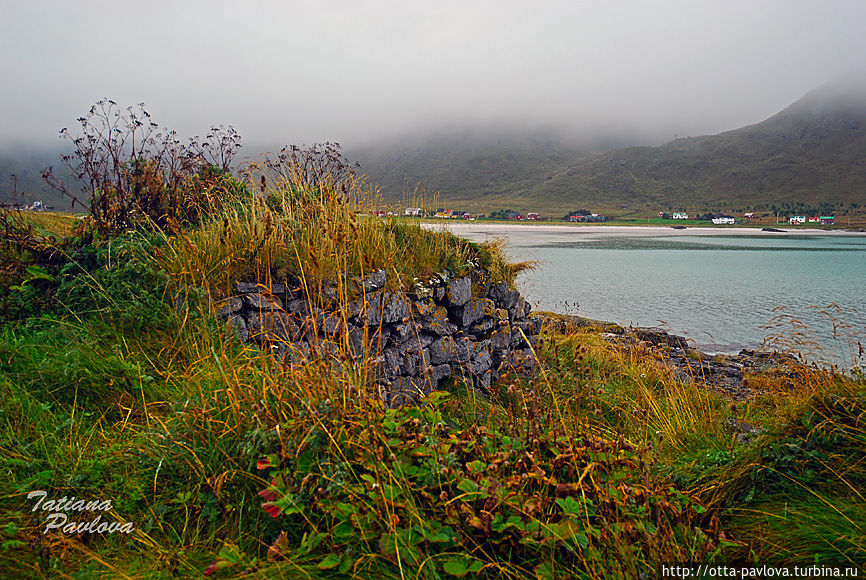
[[215, 270, 541, 407], [542, 313, 801, 400], [604, 331, 797, 400]]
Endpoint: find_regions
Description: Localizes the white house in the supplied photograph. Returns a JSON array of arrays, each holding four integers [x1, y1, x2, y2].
[[712, 217, 735, 225], [404, 207, 421, 217], [672, 212, 689, 220], [789, 215, 806, 225]]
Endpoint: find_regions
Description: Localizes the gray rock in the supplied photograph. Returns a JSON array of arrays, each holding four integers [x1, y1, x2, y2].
[[420, 306, 457, 335], [487, 281, 509, 302], [491, 346, 508, 368], [429, 336, 460, 365], [509, 296, 526, 321], [388, 376, 430, 407], [236, 281, 286, 295], [363, 292, 408, 325], [409, 285, 433, 301], [221, 270, 540, 406], [347, 327, 367, 354], [401, 348, 430, 376], [381, 346, 403, 379], [490, 328, 511, 350], [321, 286, 338, 307], [412, 300, 439, 318], [344, 298, 365, 319], [235, 282, 260, 294], [500, 289, 519, 310], [469, 317, 495, 334], [390, 323, 417, 343], [475, 369, 494, 391], [429, 363, 452, 383], [446, 276, 472, 307], [247, 311, 298, 343], [510, 329, 529, 348], [433, 286, 446, 303], [451, 337, 472, 365], [227, 315, 249, 342], [284, 298, 306, 315], [513, 319, 541, 337], [315, 312, 342, 335], [244, 293, 284, 311], [414, 332, 436, 349], [364, 270, 387, 291], [382, 293, 409, 323], [470, 348, 493, 375], [367, 326, 391, 349], [293, 315, 319, 342], [450, 298, 493, 327], [215, 296, 243, 318]]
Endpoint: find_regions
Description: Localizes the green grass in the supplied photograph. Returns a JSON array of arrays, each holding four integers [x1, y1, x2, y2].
[[0, 179, 863, 578]]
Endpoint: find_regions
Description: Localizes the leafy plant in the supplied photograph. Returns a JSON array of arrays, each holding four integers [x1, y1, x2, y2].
[[251, 391, 721, 578]]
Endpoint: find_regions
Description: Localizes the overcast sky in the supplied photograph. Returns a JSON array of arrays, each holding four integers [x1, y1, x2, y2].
[[3, 0, 866, 151]]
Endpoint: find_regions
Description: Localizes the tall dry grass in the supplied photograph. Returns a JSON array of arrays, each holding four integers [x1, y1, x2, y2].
[[157, 167, 526, 306]]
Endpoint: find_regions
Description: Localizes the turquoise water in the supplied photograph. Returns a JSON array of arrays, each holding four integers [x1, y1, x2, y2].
[[443, 225, 866, 365]]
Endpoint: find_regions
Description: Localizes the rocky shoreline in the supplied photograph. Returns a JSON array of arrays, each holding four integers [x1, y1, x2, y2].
[[542, 314, 800, 401]]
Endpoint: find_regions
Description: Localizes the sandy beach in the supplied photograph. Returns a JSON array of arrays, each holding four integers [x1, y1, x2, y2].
[[424, 222, 866, 244]]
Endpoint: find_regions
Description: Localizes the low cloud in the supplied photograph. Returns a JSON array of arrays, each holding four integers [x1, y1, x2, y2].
[[2, 0, 866, 152]]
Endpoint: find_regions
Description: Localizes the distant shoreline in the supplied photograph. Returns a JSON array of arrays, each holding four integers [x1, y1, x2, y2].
[[426, 221, 866, 237]]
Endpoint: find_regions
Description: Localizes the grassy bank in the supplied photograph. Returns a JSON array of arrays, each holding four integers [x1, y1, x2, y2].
[[0, 172, 863, 578]]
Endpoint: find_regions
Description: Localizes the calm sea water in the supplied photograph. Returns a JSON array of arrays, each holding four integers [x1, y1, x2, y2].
[[438, 225, 866, 365]]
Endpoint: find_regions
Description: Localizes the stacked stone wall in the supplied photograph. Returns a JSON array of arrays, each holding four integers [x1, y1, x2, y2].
[[216, 271, 541, 406]]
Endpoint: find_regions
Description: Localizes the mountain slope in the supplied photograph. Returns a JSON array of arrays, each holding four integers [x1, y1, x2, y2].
[[0, 149, 70, 208], [357, 84, 866, 216], [350, 129, 589, 210]]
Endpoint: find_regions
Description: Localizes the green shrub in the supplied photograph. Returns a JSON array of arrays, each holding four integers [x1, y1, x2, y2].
[[222, 392, 721, 578]]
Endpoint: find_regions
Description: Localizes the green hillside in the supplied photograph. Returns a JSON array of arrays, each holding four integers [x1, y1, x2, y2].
[[357, 84, 866, 217], [0, 149, 70, 208], [351, 129, 587, 212]]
